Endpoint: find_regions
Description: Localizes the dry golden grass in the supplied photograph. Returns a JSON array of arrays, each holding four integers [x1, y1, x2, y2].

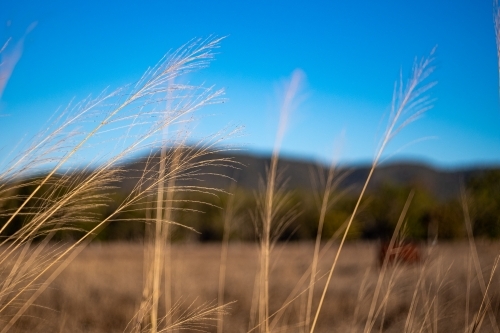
[[0, 37, 236, 332], [2, 2, 500, 330], [6, 241, 499, 333]]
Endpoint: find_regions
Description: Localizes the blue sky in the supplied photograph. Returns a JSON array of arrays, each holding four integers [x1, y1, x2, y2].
[[1, 0, 499, 168]]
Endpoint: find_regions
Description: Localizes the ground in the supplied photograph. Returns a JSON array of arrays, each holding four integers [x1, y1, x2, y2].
[[11, 241, 500, 333]]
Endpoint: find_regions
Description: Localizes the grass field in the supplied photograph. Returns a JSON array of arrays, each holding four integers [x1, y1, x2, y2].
[[9, 241, 500, 333], [2, 4, 500, 331]]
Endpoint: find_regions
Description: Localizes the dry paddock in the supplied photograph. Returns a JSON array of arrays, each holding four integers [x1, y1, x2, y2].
[[9, 241, 500, 333]]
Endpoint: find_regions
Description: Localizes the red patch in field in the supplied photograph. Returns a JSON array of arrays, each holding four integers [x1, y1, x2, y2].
[[378, 241, 421, 266]]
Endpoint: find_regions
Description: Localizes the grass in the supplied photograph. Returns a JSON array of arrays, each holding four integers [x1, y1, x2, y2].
[[0, 37, 237, 331], [1, 3, 500, 331], [2, 242, 498, 332]]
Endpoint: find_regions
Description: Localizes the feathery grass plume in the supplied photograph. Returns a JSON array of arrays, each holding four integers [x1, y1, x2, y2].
[[310, 49, 436, 333], [161, 300, 235, 333], [0, 36, 238, 331], [0, 22, 36, 100], [126, 299, 234, 333], [134, 136, 242, 332], [1, 36, 225, 237], [253, 69, 304, 333]]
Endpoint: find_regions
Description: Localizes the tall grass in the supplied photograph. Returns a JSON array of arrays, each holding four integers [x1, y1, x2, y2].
[[1, 3, 500, 331], [308, 49, 436, 333], [260, 69, 304, 333], [0, 36, 237, 331], [217, 181, 240, 333], [244, 47, 438, 333], [304, 144, 348, 332]]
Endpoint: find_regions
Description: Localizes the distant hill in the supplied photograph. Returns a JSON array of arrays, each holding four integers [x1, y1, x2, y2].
[[3, 150, 499, 241], [119, 150, 498, 201]]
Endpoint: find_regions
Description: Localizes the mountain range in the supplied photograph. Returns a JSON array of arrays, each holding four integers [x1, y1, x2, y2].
[[120, 150, 497, 201]]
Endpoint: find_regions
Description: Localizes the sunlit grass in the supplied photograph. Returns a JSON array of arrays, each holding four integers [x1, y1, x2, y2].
[[0, 3, 500, 331]]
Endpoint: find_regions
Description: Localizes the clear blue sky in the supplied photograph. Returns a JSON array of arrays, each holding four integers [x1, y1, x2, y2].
[[1, 0, 499, 168]]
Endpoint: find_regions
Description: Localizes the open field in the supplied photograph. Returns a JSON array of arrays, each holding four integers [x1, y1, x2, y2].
[[1, 4, 500, 332], [10, 241, 500, 333]]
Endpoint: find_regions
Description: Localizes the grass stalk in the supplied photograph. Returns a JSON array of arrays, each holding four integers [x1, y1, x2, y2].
[[310, 50, 436, 333], [461, 184, 500, 333], [162, 147, 181, 332], [217, 183, 238, 333], [304, 152, 342, 331], [259, 69, 303, 333], [151, 143, 168, 333], [350, 268, 371, 333], [267, 218, 349, 332], [465, 254, 472, 333], [364, 190, 414, 333], [468, 256, 499, 333]]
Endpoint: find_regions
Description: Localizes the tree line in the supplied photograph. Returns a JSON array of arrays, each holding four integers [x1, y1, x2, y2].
[[1, 169, 499, 242]]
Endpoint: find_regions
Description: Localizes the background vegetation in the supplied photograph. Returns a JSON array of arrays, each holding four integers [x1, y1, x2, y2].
[[1, 159, 497, 243]]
